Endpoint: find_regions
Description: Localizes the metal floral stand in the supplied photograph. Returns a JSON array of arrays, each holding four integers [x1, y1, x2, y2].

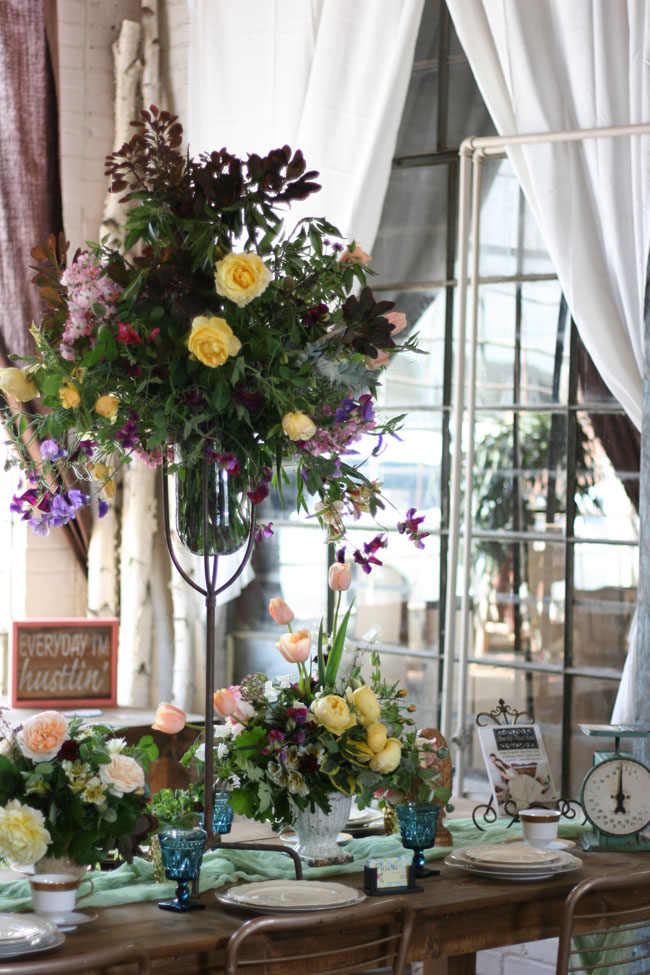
[[161, 454, 302, 882]]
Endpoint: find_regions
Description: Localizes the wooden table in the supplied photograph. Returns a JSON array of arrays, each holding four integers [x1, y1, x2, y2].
[[6, 848, 650, 974]]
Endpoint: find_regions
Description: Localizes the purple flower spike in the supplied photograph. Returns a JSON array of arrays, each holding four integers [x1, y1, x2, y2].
[[98, 500, 110, 518]]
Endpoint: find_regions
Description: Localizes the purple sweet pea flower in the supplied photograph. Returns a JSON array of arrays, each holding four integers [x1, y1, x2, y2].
[[28, 515, 50, 536], [254, 522, 274, 543], [268, 729, 285, 743], [50, 494, 77, 527], [40, 439, 67, 461], [286, 707, 309, 724], [67, 489, 89, 510], [98, 500, 110, 518]]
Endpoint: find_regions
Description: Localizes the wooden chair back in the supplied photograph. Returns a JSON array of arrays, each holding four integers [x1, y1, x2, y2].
[[556, 871, 650, 975], [224, 897, 415, 975], [0, 942, 151, 975]]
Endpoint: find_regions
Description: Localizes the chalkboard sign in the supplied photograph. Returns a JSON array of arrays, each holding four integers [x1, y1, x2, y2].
[[11, 618, 118, 708]]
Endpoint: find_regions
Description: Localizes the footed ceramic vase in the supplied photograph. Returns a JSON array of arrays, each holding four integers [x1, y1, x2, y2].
[[291, 792, 354, 867]]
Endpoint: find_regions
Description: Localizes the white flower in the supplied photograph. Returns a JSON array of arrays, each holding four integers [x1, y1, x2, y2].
[[216, 742, 229, 760], [106, 737, 127, 754], [195, 743, 206, 763], [98, 754, 145, 797], [264, 680, 279, 703]]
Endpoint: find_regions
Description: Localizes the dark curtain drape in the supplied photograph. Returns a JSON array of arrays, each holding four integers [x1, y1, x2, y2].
[[0, 0, 90, 566]]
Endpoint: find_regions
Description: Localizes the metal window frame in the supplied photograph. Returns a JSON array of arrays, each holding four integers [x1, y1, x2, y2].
[[441, 122, 650, 790]]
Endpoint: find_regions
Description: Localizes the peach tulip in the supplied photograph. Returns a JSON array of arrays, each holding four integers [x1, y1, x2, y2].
[[340, 243, 372, 265], [214, 688, 237, 717], [385, 311, 407, 335], [365, 349, 391, 371], [328, 562, 352, 591], [152, 702, 186, 734], [276, 629, 311, 663], [268, 597, 295, 625]]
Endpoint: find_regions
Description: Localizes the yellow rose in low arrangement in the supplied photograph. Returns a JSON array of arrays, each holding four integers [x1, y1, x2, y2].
[[352, 685, 381, 727], [282, 411, 317, 442], [0, 800, 51, 864], [0, 367, 38, 402], [94, 394, 119, 418], [58, 382, 81, 408], [311, 694, 356, 735], [214, 251, 272, 307], [188, 315, 241, 368], [369, 738, 403, 774], [366, 721, 388, 754]]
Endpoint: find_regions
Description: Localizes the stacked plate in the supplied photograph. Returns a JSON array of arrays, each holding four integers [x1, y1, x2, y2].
[[444, 842, 582, 881], [218, 879, 366, 914], [0, 914, 65, 959]]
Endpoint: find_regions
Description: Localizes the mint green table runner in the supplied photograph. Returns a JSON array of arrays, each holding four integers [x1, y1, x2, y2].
[[0, 816, 588, 913]]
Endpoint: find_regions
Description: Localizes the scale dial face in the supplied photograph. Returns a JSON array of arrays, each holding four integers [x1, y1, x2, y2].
[[581, 756, 650, 836]]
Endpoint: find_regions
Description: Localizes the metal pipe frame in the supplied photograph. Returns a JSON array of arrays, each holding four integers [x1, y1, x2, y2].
[[440, 121, 650, 786]]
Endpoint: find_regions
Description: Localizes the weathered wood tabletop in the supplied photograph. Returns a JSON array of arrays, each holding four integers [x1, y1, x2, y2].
[[3, 846, 650, 974]]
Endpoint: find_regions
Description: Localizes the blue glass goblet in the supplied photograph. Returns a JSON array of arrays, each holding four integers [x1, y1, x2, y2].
[[158, 827, 207, 912], [198, 791, 234, 835], [396, 802, 440, 878]]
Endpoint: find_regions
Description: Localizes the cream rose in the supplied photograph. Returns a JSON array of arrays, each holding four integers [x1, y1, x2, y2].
[[282, 411, 317, 442], [352, 686, 381, 728], [59, 382, 81, 408], [188, 315, 241, 368], [311, 695, 356, 735], [369, 738, 402, 774], [94, 394, 119, 418], [18, 711, 69, 762], [214, 252, 272, 307], [0, 367, 38, 402], [0, 800, 51, 865], [98, 754, 145, 797]]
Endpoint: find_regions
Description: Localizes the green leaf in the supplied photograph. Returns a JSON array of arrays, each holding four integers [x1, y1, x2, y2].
[[317, 618, 326, 688], [324, 605, 353, 689], [211, 382, 230, 411]]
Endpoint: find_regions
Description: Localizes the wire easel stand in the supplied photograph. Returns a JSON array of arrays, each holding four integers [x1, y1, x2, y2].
[[161, 455, 302, 883], [472, 698, 577, 831]]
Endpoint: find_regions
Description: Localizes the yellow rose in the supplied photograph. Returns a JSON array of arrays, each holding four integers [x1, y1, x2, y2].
[[214, 252, 272, 307], [353, 685, 381, 728], [369, 738, 402, 774], [188, 316, 241, 368], [0, 800, 51, 865], [59, 382, 81, 408], [311, 695, 356, 736], [366, 721, 388, 754], [0, 367, 38, 402], [94, 394, 119, 418], [282, 411, 317, 442]]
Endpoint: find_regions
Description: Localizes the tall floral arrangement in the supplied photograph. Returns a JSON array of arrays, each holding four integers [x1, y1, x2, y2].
[[181, 567, 445, 828], [0, 105, 426, 566], [0, 709, 157, 866]]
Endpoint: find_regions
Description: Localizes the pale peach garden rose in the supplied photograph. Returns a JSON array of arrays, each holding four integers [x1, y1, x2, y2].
[[311, 694, 356, 735], [281, 411, 317, 441], [276, 629, 311, 663], [268, 597, 294, 625], [352, 685, 381, 728], [369, 737, 402, 774], [365, 348, 391, 371], [94, 394, 120, 418], [98, 753, 145, 797], [385, 311, 407, 335], [214, 252, 272, 307], [0, 367, 38, 402], [59, 382, 81, 408], [152, 702, 186, 734], [0, 800, 51, 864], [188, 315, 241, 367], [18, 711, 69, 762], [328, 562, 352, 591]]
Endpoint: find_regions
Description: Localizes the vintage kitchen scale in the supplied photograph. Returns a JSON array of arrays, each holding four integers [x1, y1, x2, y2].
[[579, 724, 650, 851]]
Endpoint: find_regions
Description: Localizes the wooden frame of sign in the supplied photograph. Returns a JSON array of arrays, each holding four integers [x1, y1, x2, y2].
[[11, 618, 119, 708]]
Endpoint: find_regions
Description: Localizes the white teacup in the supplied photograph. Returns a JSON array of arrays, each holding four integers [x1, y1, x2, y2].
[[519, 808, 561, 846], [29, 873, 94, 923]]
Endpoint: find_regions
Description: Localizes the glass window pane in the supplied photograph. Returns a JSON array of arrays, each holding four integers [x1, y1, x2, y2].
[[572, 565, 637, 671], [570, 678, 620, 797], [574, 411, 640, 538], [377, 290, 446, 409]]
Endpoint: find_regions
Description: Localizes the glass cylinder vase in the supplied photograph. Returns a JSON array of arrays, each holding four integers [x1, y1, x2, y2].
[[174, 446, 251, 556]]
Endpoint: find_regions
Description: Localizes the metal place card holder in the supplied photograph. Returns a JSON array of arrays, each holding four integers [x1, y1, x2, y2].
[[472, 698, 577, 830]]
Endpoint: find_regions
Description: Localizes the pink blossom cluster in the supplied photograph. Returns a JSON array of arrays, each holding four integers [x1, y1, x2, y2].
[[59, 253, 122, 360], [300, 395, 376, 458]]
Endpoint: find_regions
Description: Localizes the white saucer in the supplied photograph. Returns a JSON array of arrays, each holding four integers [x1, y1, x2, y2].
[[53, 912, 97, 932], [279, 830, 352, 846]]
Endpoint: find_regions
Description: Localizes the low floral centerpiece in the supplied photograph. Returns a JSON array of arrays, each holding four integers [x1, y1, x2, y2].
[[0, 708, 157, 869], [0, 105, 426, 566], [179, 567, 448, 863]]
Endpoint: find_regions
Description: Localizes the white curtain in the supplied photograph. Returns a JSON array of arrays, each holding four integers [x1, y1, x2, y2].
[[445, 0, 650, 723], [187, 0, 424, 250]]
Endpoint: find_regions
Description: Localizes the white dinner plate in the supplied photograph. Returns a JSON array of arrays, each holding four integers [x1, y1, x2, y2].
[[503, 837, 576, 851], [462, 843, 561, 866], [0, 914, 57, 947], [218, 880, 366, 913], [347, 806, 383, 826], [0, 930, 65, 958], [444, 852, 582, 881], [452, 845, 579, 871]]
